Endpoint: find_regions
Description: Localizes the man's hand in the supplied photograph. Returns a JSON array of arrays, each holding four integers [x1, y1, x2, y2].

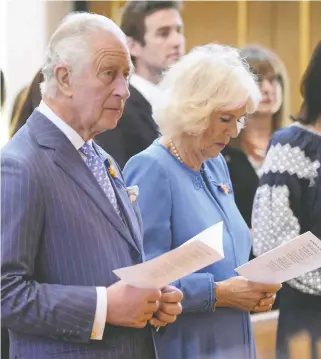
[[106, 280, 161, 328], [149, 285, 183, 328], [216, 276, 281, 313]]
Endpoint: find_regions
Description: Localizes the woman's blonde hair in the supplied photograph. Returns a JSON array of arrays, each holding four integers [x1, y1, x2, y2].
[[153, 43, 262, 138]]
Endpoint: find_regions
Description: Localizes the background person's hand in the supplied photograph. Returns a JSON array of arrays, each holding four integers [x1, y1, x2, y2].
[[106, 280, 161, 328], [215, 276, 281, 312], [149, 285, 183, 328]]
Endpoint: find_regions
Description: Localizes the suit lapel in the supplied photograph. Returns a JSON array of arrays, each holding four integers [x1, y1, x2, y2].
[[111, 180, 142, 252], [27, 111, 139, 251], [129, 85, 160, 134], [94, 143, 142, 252]]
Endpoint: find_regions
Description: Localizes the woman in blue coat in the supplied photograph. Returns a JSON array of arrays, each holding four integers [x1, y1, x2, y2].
[[124, 44, 281, 359]]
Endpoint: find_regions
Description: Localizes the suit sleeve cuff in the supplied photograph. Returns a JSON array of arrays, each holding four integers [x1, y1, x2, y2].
[[91, 287, 107, 340]]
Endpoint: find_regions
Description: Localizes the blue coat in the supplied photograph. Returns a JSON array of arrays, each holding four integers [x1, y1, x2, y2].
[[124, 140, 256, 359], [1, 111, 155, 359]]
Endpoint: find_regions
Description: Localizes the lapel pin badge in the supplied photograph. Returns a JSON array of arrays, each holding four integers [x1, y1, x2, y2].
[[218, 183, 230, 195]]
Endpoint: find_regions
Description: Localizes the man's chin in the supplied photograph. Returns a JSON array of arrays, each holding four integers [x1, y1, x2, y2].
[[99, 115, 122, 133], [167, 54, 182, 64], [108, 117, 121, 130]]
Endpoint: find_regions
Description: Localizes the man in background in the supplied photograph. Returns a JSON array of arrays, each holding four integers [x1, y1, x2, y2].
[[96, 1, 185, 168]]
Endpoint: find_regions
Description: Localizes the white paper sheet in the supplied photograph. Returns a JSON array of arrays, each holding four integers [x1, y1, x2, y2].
[[235, 231, 321, 284], [113, 222, 224, 288]]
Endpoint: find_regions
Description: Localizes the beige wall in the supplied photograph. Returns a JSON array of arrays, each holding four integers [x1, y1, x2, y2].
[[1, 0, 72, 147], [91, 1, 321, 116]]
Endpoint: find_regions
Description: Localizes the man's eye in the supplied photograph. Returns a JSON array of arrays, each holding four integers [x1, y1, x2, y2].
[[158, 30, 170, 38], [103, 70, 114, 77], [220, 117, 231, 123]]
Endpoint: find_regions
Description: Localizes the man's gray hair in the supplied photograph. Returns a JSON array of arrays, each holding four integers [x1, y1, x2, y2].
[[40, 12, 127, 98], [153, 43, 262, 138]]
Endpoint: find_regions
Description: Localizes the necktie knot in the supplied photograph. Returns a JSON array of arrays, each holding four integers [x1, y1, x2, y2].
[[79, 142, 121, 216], [80, 142, 96, 158]]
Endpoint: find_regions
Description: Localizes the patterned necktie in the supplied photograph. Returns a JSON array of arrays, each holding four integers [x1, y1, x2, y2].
[[80, 142, 121, 216]]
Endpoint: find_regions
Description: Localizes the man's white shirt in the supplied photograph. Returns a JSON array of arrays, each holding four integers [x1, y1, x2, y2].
[[130, 73, 162, 107]]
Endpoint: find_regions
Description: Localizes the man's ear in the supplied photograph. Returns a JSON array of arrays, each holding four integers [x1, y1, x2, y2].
[[127, 36, 143, 59], [55, 65, 73, 97]]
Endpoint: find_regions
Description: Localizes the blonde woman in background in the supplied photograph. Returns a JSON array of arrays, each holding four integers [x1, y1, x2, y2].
[[222, 45, 289, 259]]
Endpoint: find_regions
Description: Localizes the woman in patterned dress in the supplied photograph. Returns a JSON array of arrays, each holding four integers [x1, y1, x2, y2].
[[252, 41, 321, 359]]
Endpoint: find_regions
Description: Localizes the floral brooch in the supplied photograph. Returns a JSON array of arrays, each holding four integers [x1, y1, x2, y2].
[[105, 157, 118, 179]]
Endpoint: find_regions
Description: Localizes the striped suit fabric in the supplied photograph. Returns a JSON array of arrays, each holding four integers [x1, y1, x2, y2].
[[1, 110, 155, 359]]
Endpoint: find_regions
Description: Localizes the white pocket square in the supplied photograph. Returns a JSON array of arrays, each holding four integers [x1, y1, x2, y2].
[[126, 186, 139, 204]]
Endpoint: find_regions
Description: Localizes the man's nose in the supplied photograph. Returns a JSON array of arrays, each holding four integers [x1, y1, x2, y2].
[[170, 30, 184, 49], [114, 76, 130, 100]]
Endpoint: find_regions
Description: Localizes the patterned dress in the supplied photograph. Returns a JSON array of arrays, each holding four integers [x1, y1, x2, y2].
[[252, 124, 321, 359]]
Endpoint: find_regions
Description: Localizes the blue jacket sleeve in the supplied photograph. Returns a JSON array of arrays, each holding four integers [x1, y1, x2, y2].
[[124, 153, 215, 313]]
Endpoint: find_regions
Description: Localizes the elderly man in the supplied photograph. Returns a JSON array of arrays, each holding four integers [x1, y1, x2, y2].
[[1, 13, 182, 359]]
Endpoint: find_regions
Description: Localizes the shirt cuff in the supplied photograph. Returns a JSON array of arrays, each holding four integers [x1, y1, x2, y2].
[[91, 287, 107, 340]]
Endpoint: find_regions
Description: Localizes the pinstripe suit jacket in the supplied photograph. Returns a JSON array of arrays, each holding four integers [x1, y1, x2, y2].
[[1, 110, 155, 359]]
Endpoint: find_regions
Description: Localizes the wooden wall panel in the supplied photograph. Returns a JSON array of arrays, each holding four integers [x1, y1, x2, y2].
[[251, 311, 278, 359], [273, 2, 301, 113], [247, 1, 273, 48], [89, 1, 111, 17], [182, 1, 237, 50], [310, 1, 321, 54]]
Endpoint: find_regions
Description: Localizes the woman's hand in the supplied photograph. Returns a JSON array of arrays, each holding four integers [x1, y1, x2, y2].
[[215, 276, 281, 313]]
